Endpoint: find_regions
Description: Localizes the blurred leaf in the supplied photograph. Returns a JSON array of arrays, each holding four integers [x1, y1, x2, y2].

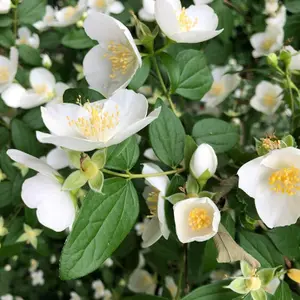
[[63, 88, 104, 104], [18, 44, 42, 66], [0, 15, 12, 27], [286, 0, 300, 13], [274, 281, 292, 299], [40, 30, 62, 49], [129, 57, 151, 90], [0, 28, 14, 48], [18, 0, 46, 24], [0, 126, 9, 148], [62, 29, 96, 49], [22, 107, 45, 130]]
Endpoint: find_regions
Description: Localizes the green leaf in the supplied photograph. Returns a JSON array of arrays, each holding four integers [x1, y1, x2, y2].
[[251, 289, 267, 300], [184, 135, 197, 170], [267, 225, 300, 260], [60, 178, 139, 279], [0, 181, 12, 208], [0, 126, 9, 148], [239, 230, 284, 268], [129, 57, 151, 90], [159, 52, 180, 93], [62, 170, 87, 191], [11, 119, 44, 156], [0, 148, 17, 180], [0, 15, 12, 27], [192, 118, 239, 153], [166, 174, 185, 196], [105, 136, 139, 171], [182, 280, 238, 300], [149, 100, 185, 167], [175, 49, 213, 101], [62, 29, 96, 49], [22, 107, 45, 130], [0, 28, 14, 48], [286, 0, 300, 13], [63, 88, 104, 104], [124, 296, 168, 300], [274, 281, 292, 300], [39, 31, 62, 49], [18, 44, 42, 66], [17, 0, 46, 24]]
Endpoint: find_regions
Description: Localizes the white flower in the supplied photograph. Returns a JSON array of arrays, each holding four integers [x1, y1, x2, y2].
[[88, 0, 124, 14], [33, 5, 56, 31], [103, 290, 112, 300], [141, 163, 170, 248], [0, 0, 10, 14], [16, 27, 40, 49], [194, 0, 213, 4], [52, 0, 87, 27], [1, 295, 13, 300], [83, 12, 141, 97], [135, 218, 149, 236], [2, 68, 69, 109], [144, 148, 159, 161], [50, 255, 57, 264], [128, 269, 156, 295], [46, 147, 70, 170], [250, 81, 283, 115], [165, 276, 178, 298], [138, 0, 155, 22], [104, 257, 113, 267], [266, 5, 286, 28], [0, 47, 18, 93], [285, 45, 300, 71], [0, 216, 8, 236], [202, 66, 241, 107], [70, 292, 81, 300], [190, 143, 217, 180], [155, 0, 223, 43], [36, 89, 160, 152], [265, 0, 279, 15], [92, 280, 105, 299], [4, 264, 11, 271], [7, 149, 76, 232], [31, 270, 45, 286], [29, 259, 39, 273], [173, 197, 220, 243], [250, 25, 284, 58], [41, 54, 52, 69], [238, 147, 300, 228]]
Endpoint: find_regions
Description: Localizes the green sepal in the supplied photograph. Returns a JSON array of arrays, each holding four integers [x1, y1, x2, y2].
[[65, 149, 81, 169], [281, 134, 295, 147], [251, 288, 267, 300], [62, 170, 87, 191], [241, 260, 254, 278], [257, 267, 281, 287], [225, 278, 250, 295], [91, 149, 107, 169], [197, 191, 216, 199], [88, 171, 104, 193], [186, 174, 200, 194], [167, 193, 186, 205]]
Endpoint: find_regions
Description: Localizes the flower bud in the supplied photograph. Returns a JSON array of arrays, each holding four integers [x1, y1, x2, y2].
[[190, 144, 217, 183], [41, 54, 52, 69], [280, 49, 292, 68], [267, 53, 278, 68]]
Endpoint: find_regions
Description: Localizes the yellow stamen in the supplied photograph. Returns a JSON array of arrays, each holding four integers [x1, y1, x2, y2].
[[261, 39, 274, 51], [261, 137, 281, 151], [188, 208, 212, 231], [95, 0, 105, 8], [34, 84, 54, 99], [177, 8, 198, 32], [104, 41, 135, 79], [67, 103, 120, 142], [0, 66, 9, 83], [263, 94, 276, 107], [64, 6, 77, 20], [210, 82, 225, 96], [146, 189, 159, 217], [269, 166, 300, 195]]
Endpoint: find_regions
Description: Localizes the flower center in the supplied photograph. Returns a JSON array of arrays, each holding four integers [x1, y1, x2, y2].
[[95, 0, 106, 8], [269, 166, 300, 195], [104, 41, 135, 79], [261, 38, 274, 51], [67, 103, 120, 142], [146, 189, 159, 217], [210, 82, 225, 96], [188, 208, 212, 231], [177, 8, 198, 32], [263, 93, 276, 107], [64, 6, 77, 20], [18, 37, 28, 45], [34, 84, 55, 99], [0, 66, 9, 83], [246, 277, 261, 291], [261, 137, 281, 151]]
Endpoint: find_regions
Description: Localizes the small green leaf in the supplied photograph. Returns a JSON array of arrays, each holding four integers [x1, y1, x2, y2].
[[241, 260, 253, 277], [184, 135, 197, 170], [88, 171, 104, 193], [192, 118, 239, 153], [0, 15, 12, 27], [0, 126, 9, 148], [166, 174, 185, 196], [167, 193, 186, 204], [22, 107, 44, 130], [18, 45, 42, 66], [39, 31, 62, 49], [129, 57, 151, 90], [60, 178, 139, 279], [91, 149, 107, 169], [274, 281, 292, 299], [17, 0, 46, 24], [0, 28, 14, 48], [149, 100, 185, 167], [186, 175, 199, 195], [63, 88, 104, 104], [62, 29, 96, 49], [62, 170, 87, 191], [175, 49, 213, 101], [0, 181, 12, 208]]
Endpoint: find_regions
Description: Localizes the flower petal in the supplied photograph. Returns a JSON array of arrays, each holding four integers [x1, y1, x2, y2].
[[142, 163, 169, 193], [141, 217, 162, 248], [30, 68, 56, 90], [157, 193, 170, 239], [1, 83, 26, 108], [46, 147, 69, 170]]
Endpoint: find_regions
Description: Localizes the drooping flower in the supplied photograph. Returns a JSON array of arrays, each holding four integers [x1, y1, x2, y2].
[[128, 269, 156, 295], [201, 66, 241, 107], [29, 259, 39, 273], [141, 163, 170, 248], [266, 5, 286, 28], [250, 25, 284, 58], [138, 0, 155, 22], [0, 0, 10, 14], [2, 68, 69, 109], [83, 12, 141, 97], [70, 292, 81, 300], [0, 47, 18, 93], [92, 280, 105, 299], [173, 197, 220, 243], [7, 149, 76, 232], [16, 27, 40, 49], [264, 0, 279, 15], [238, 147, 300, 228], [45, 147, 70, 170], [285, 45, 300, 71], [155, 0, 223, 43], [250, 81, 283, 115], [31, 270, 45, 286], [88, 0, 124, 15], [165, 276, 178, 299], [17, 224, 42, 249], [37, 89, 160, 152], [33, 5, 56, 31]]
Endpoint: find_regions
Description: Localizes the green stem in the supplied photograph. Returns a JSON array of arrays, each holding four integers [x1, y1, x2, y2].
[[13, 1, 18, 39], [286, 74, 295, 131], [102, 167, 185, 179], [152, 56, 178, 115], [175, 248, 185, 300]]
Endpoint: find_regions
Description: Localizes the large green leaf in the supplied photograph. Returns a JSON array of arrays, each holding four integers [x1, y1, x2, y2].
[[124, 296, 168, 300], [274, 281, 292, 299], [60, 178, 139, 280], [62, 29, 96, 49], [17, 0, 46, 24], [286, 0, 300, 13], [0, 126, 9, 148], [239, 230, 284, 268], [129, 57, 151, 90], [182, 280, 238, 300], [0, 148, 17, 180], [63, 88, 104, 104], [105, 136, 140, 171], [18, 45, 42, 66], [0, 181, 12, 208], [0, 15, 12, 28], [0, 28, 14, 48], [22, 107, 45, 130], [192, 118, 239, 153], [149, 100, 185, 168], [175, 49, 213, 101]]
